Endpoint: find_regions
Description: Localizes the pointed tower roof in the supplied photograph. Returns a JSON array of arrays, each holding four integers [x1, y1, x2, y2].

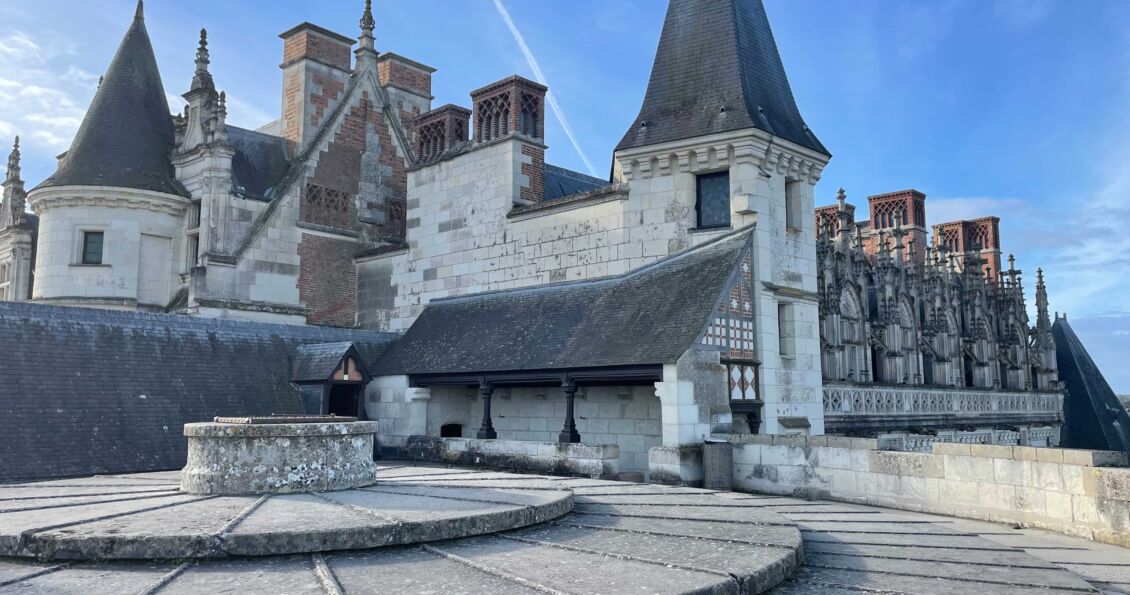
[[35, 1, 187, 197], [616, 0, 828, 156]]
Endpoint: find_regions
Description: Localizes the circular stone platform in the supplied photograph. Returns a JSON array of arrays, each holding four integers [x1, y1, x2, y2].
[[0, 465, 805, 594]]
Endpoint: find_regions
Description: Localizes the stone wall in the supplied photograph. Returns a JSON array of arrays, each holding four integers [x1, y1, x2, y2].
[[403, 436, 619, 479], [366, 381, 660, 474], [728, 434, 1130, 547]]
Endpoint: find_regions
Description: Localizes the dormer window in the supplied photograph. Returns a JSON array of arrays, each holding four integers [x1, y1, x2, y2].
[[695, 171, 730, 229]]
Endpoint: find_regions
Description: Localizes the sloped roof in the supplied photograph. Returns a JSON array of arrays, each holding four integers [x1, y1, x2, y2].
[[293, 342, 367, 383], [376, 229, 752, 376], [543, 164, 609, 201], [228, 125, 293, 200], [616, 0, 828, 156], [1054, 317, 1130, 453], [35, 3, 186, 197], [0, 302, 398, 483]]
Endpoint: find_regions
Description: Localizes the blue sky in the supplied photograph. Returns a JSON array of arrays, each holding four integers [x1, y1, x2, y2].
[[1, 0, 1128, 391]]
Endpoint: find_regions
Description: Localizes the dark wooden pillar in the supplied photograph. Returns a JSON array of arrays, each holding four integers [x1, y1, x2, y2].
[[559, 380, 580, 444], [476, 381, 497, 439]]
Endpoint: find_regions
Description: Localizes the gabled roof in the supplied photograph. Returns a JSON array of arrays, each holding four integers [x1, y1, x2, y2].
[[375, 228, 753, 376], [616, 0, 828, 156], [228, 125, 293, 200], [35, 2, 186, 197], [293, 342, 370, 383], [543, 164, 608, 201]]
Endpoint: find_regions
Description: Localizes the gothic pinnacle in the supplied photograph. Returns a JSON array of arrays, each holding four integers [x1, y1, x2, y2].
[[196, 29, 210, 74], [134, 0, 144, 21], [5, 136, 20, 183], [361, 0, 376, 35]]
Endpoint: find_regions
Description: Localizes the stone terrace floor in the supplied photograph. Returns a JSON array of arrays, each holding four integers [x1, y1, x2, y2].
[[0, 464, 1127, 594]]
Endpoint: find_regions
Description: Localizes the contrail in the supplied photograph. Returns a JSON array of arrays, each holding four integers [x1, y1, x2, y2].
[[493, 0, 598, 177]]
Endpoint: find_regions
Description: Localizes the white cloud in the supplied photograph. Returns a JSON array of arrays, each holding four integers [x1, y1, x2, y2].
[[0, 28, 95, 171]]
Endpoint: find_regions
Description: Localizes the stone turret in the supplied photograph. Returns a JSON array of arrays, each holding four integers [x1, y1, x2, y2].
[[27, 0, 191, 310]]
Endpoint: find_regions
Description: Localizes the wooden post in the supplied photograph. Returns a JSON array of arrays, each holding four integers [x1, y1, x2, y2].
[[476, 381, 497, 440], [559, 380, 580, 444]]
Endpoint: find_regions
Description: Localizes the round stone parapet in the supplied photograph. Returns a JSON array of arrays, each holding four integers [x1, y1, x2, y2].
[[181, 421, 379, 495]]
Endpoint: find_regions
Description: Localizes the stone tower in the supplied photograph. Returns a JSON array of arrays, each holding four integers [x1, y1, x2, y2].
[[0, 137, 35, 302], [612, 0, 832, 434], [28, 0, 189, 311]]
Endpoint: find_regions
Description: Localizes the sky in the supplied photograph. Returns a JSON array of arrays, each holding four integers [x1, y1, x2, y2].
[[0, 0, 1127, 392]]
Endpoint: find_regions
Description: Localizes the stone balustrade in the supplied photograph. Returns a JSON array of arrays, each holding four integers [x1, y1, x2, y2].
[[823, 382, 1063, 433]]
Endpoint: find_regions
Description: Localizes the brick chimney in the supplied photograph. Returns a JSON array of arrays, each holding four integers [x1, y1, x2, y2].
[[279, 23, 354, 147], [471, 76, 547, 203], [413, 104, 470, 163]]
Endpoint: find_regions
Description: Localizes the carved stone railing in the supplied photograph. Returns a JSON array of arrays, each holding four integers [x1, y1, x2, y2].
[[823, 382, 1063, 433]]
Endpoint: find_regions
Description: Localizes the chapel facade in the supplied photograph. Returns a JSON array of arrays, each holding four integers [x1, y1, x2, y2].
[[0, 0, 1066, 482]]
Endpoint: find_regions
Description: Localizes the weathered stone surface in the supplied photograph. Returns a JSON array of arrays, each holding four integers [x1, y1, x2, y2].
[[403, 436, 620, 479], [328, 548, 543, 594], [159, 555, 323, 595], [181, 421, 379, 495]]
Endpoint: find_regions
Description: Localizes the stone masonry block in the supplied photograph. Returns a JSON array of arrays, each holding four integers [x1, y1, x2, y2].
[[1094, 468, 1130, 502], [1061, 449, 1130, 468], [943, 455, 995, 482], [868, 451, 943, 478], [932, 443, 971, 456], [1036, 448, 1065, 464], [970, 444, 1015, 459]]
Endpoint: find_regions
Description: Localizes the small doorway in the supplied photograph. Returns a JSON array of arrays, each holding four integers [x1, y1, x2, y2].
[[328, 384, 362, 417], [440, 423, 464, 438]]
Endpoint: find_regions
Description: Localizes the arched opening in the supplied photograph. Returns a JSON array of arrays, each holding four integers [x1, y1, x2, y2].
[[963, 354, 975, 388], [871, 347, 885, 383], [923, 354, 935, 385], [440, 423, 464, 438]]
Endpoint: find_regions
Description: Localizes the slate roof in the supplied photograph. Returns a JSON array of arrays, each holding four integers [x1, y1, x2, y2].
[[615, 0, 828, 156], [228, 125, 293, 201], [34, 4, 187, 197], [0, 302, 398, 483], [543, 164, 609, 201], [376, 228, 752, 376], [293, 342, 362, 383], [1054, 317, 1130, 453]]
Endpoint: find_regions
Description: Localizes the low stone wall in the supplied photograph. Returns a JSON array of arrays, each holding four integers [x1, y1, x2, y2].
[[404, 436, 620, 479], [727, 434, 1130, 546]]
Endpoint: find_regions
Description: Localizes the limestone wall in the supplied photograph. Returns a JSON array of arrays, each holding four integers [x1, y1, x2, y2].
[[729, 434, 1130, 546], [367, 381, 660, 473]]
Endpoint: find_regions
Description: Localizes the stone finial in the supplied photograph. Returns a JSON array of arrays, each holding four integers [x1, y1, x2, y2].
[[195, 29, 210, 73], [1008, 253, 1016, 272], [836, 187, 847, 209], [359, 0, 376, 51], [189, 28, 215, 94], [5, 136, 20, 183]]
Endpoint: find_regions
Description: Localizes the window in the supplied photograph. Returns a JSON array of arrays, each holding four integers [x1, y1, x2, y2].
[[695, 171, 730, 229], [778, 302, 796, 359], [81, 231, 104, 265], [785, 180, 804, 230]]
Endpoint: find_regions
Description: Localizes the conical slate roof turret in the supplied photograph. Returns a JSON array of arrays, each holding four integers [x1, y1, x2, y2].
[[616, 0, 828, 156], [36, 1, 186, 197]]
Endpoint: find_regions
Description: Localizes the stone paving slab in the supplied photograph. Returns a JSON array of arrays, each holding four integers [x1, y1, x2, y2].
[[0, 558, 58, 586], [0, 491, 181, 513], [431, 535, 739, 594], [806, 551, 1095, 591], [509, 522, 800, 593], [0, 561, 176, 594], [159, 556, 323, 595], [803, 541, 1060, 568], [575, 502, 791, 525], [0, 485, 181, 500], [557, 514, 804, 548], [327, 548, 542, 595], [772, 566, 1093, 595]]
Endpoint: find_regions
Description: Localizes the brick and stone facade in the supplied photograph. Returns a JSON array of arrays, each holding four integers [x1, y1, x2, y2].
[[21, 2, 425, 326]]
